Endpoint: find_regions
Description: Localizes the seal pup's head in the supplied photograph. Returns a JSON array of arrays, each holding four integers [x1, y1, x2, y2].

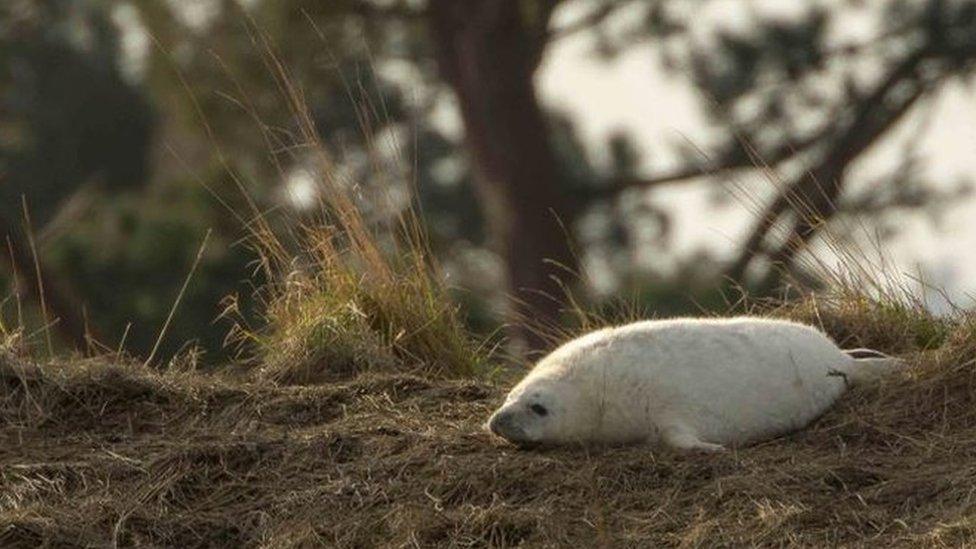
[[487, 328, 619, 447], [486, 374, 597, 447]]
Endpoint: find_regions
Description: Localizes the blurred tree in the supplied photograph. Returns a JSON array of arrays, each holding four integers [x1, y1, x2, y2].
[[591, 0, 976, 287], [8, 0, 975, 360], [427, 0, 578, 351], [419, 0, 976, 340], [0, 0, 154, 348], [0, 0, 474, 360]]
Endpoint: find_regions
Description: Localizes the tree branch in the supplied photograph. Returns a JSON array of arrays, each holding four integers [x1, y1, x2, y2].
[[587, 123, 834, 200], [725, 48, 937, 284], [347, 0, 427, 20], [548, 2, 628, 41]]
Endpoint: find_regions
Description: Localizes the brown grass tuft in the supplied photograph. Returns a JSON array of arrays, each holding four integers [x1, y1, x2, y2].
[[209, 22, 487, 384]]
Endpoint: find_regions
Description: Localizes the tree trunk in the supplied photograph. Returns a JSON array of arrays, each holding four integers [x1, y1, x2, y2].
[[0, 215, 96, 352], [428, 0, 577, 353]]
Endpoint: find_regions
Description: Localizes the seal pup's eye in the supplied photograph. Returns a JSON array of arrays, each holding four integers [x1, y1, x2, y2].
[[530, 404, 548, 416]]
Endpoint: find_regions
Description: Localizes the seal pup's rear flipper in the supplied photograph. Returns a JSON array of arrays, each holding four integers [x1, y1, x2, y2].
[[844, 348, 889, 360], [839, 348, 904, 385]]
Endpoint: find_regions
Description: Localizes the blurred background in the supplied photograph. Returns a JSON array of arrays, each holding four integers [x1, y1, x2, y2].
[[2, 0, 975, 362]]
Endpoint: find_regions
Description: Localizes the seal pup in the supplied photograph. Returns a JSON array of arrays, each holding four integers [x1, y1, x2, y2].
[[487, 317, 899, 452]]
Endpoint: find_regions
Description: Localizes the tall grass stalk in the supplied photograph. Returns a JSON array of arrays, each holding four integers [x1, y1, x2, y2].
[[213, 22, 485, 383]]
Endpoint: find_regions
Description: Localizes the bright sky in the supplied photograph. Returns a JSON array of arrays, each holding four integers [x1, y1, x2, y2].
[[537, 0, 976, 310]]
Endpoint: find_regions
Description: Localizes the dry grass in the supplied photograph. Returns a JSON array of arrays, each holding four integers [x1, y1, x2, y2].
[[209, 24, 488, 385], [3, 296, 976, 547], [245, 248, 485, 384]]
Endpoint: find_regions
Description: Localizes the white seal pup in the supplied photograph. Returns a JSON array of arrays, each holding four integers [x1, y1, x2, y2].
[[487, 317, 899, 452]]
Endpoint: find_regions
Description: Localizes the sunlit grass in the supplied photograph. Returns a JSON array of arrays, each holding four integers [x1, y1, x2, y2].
[[244, 249, 484, 383], [216, 23, 487, 383]]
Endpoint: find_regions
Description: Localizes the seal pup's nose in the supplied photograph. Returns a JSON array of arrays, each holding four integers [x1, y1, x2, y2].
[[488, 410, 522, 441], [487, 411, 505, 436]]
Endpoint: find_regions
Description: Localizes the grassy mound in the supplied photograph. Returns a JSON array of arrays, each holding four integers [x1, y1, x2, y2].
[[3, 297, 976, 547]]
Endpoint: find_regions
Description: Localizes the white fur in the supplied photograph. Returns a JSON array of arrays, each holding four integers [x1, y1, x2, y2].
[[487, 317, 897, 452]]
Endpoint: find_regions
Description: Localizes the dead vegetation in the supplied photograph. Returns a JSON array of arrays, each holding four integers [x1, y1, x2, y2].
[[3, 295, 976, 547]]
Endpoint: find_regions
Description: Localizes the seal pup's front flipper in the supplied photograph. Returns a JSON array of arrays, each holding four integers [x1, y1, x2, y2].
[[660, 424, 727, 453]]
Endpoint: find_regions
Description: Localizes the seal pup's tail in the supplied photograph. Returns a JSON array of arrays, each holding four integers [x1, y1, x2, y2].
[[836, 348, 904, 385]]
